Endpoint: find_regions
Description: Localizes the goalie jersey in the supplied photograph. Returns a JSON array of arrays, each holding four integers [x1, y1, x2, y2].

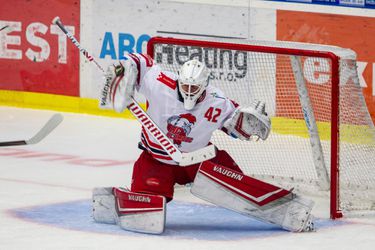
[[127, 53, 237, 165]]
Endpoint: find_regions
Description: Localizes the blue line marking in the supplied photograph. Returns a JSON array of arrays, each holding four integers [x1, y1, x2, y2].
[[11, 200, 347, 240]]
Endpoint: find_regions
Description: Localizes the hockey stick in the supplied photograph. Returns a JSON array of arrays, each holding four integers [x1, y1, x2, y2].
[[52, 17, 216, 166], [0, 113, 63, 147]]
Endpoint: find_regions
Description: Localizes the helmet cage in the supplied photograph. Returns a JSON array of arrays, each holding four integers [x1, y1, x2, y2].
[[178, 60, 209, 110]]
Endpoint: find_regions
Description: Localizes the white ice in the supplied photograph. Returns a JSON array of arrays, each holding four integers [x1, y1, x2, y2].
[[1, 106, 375, 250]]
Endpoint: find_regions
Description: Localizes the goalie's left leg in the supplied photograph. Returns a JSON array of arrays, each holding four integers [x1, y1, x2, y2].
[[191, 161, 315, 232]]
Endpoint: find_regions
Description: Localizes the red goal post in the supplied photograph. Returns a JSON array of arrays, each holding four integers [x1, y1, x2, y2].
[[147, 36, 375, 219]]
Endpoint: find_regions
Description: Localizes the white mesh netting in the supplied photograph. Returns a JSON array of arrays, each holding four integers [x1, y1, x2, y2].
[[148, 37, 375, 214]]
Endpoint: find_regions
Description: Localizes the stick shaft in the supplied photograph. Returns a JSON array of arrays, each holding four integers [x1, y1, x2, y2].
[[53, 18, 105, 73]]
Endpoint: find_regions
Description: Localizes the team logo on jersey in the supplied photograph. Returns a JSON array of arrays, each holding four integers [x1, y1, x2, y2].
[[166, 113, 196, 146]]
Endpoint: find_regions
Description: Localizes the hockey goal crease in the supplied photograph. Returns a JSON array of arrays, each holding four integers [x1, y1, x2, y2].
[[147, 37, 375, 219]]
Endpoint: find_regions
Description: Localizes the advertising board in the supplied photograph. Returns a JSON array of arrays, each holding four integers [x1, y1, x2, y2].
[[0, 0, 80, 96], [277, 10, 375, 122]]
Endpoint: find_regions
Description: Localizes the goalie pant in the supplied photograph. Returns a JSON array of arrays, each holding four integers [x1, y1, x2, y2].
[[131, 148, 242, 201]]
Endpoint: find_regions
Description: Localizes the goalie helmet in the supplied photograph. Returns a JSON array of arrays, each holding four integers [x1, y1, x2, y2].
[[178, 59, 209, 110]]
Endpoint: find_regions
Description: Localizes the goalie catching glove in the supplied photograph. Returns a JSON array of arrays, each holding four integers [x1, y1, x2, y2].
[[99, 60, 138, 113], [224, 100, 271, 141]]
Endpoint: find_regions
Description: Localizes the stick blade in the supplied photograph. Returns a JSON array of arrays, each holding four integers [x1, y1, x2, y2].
[[179, 145, 217, 166], [26, 113, 63, 145], [0, 140, 27, 147]]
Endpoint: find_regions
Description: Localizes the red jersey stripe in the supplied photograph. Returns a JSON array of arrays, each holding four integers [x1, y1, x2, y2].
[[139, 53, 154, 67], [128, 53, 141, 85]]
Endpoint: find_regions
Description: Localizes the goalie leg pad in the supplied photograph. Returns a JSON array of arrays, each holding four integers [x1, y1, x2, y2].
[[92, 187, 167, 234], [190, 162, 314, 232], [114, 187, 166, 234]]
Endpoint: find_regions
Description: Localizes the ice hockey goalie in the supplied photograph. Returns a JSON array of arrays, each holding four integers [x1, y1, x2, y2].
[[93, 53, 315, 234]]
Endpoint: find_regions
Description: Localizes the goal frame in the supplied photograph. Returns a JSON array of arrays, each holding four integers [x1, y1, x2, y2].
[[147, 36, 342, 219]]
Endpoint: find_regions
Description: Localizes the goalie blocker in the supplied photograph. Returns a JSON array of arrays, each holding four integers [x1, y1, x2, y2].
[[191, 161, 315, 232]]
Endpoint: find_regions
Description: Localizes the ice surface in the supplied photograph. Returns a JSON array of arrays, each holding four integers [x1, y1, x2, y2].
[[1, 107, 374, 249]]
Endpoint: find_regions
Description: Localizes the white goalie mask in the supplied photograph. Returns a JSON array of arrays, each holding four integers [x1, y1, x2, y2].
[[178, 59, 209, 110]]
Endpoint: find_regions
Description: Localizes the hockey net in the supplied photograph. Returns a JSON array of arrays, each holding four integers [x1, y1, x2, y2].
[[147, 37, 375, 219]]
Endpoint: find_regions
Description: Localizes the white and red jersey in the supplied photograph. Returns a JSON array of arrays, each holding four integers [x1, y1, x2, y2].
[[127, 53, 237, 165]]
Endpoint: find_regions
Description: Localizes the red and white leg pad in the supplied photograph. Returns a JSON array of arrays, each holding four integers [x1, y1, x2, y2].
[[92, 187, 166, 234], [191, 162, 315, 232]]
